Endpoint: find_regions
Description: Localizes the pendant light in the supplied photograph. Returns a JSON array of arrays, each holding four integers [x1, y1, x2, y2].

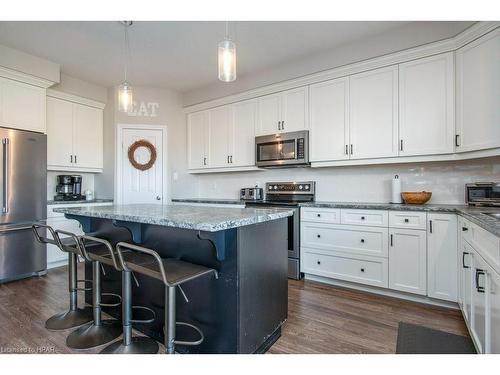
[[218, 21, 236, 82], [118, 21, 133, 112]]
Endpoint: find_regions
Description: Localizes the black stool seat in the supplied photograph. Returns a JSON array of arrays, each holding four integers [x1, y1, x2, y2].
[[122, 253, 216, 286]]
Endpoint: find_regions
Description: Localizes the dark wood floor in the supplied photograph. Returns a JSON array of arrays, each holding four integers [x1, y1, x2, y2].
[[0, 265, 468, 354]]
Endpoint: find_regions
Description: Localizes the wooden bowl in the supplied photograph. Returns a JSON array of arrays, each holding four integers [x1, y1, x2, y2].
[[401, 191, 432, 205]]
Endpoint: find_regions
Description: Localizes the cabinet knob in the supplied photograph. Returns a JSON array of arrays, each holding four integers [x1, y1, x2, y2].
[[317, 213, 321, 217], [156, 196, 161, 201], [317, 260, 321, 265], [361, 216, 365, 220], [404, 218, 409, 223], [317, 234, 321, 238], [360, 239, 365, 243], [360, 268, 365, 273], [462, 227, 468, 232]]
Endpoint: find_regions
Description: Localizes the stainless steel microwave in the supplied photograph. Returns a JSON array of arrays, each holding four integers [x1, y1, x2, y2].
[[255, 130, 310, 168], [465, 182, 500, 206]]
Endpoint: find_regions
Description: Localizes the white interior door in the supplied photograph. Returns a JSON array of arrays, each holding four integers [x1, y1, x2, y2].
[[121, 127, 164, 204]]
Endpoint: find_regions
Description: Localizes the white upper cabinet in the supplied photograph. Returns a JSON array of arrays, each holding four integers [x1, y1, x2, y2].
[[349, 66, 399, 160], [399, 52, 455, 156], [309, 77, 349, 162], [427, 213, 458, 302], [256, 87, 308, 135], [0, 77, 46, 133], [230, 99, 257, 167], [208, 105, 232, 168], [187, 111, 209, 169], [187, 99, 257, 170], [47, 97, 73, 167], [46, 94, 104, 172], [256, 93, 281, 135], [456, 28, 500, 152], [280, 87, 309, 133], [73, 104, 103, 169]]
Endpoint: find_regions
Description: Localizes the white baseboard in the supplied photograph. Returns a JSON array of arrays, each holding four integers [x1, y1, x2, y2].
[[304, 273, 459, 310]]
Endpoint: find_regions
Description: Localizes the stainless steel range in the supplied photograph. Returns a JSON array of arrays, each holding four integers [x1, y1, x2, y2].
[[245, 181, 315, 280]]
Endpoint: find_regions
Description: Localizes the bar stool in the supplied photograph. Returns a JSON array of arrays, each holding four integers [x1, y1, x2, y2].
[[114, 242, 218, 354], [32, 223, 93, 330], [88, 238, 159, 354], [65, 234, 123, 349]]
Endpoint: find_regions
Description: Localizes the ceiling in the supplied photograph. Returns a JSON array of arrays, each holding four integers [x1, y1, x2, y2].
[[0, 21, 473, 93]]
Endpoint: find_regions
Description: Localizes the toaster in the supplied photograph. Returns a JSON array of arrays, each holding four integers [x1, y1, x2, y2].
[[240, 187, 263, 201]]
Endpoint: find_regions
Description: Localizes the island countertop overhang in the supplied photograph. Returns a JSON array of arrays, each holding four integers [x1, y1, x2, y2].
[[53, 204, 294, 232]]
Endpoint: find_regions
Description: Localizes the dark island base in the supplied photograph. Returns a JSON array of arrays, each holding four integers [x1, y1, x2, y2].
[[78, 217, 289, 354]]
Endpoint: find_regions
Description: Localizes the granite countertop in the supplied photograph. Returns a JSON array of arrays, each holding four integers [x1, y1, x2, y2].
[[53, 204, 294, 232], [172, 198, 245, 205], [47, 199, 114, 205]]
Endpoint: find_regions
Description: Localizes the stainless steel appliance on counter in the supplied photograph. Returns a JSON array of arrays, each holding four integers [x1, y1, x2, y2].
[[245, 181, 316, 280], [0, 127, 47, 283], [54, 174, 85, 201], [466, 182, 500, 206], [255, 130, 309, 168], [240, 186, 263, 201]]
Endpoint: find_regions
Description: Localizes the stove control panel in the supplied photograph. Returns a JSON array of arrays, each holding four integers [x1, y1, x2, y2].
[[266, 181, 315, 195]]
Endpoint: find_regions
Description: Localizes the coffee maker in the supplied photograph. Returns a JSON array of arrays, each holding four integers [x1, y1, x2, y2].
[[54, 175, 85, 201]]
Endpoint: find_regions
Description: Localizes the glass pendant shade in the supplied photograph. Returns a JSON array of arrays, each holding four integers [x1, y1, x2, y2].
[[218, 39, 236, 82], [118, 81, 133, 113]]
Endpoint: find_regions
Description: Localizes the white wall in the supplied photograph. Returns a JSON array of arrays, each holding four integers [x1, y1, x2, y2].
[[50, 73, 108, 103], [182, 21, 475, 106], [175, 157, 500, 205], [94, 85, 198, 201]]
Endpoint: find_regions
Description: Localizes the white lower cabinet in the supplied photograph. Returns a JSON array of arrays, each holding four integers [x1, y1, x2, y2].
[[459, 216, 500, 353], [46, 202, 113, 268], [388, 228, 427, 295], [427, 213, 458, 302], [302, 251, 388, 288]]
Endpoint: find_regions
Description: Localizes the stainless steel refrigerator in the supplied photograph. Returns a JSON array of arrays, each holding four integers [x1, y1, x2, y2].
[[0, 127, 47, 283]]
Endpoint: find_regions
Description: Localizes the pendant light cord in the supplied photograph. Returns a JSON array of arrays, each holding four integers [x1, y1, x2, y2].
[[123, 22, 132, 82], [225, 21, 229, 41]]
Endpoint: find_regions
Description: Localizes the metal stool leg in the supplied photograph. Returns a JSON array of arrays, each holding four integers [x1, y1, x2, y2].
[[66, 260, 122, 349], [100, 271, 158, 354], [45, 253, 93, 330], [165, 286, 176, 354]]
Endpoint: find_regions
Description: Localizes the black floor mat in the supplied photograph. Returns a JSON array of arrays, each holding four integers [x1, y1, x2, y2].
[[396, 322, 476, 354]]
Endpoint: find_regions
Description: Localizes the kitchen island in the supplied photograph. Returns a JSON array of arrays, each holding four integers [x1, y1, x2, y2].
[[53, 204, 293, 354]]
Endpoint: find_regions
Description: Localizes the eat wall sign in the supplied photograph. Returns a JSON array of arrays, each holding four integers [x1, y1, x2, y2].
[[127, 101, 160, 117]]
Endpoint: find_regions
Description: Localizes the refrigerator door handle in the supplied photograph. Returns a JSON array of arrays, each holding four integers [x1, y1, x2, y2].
[[2, 138, 9, 214], [0, 225, 33, 233]]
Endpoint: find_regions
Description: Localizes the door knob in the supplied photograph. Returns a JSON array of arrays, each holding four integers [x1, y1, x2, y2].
[[156, 196, 161, 200]]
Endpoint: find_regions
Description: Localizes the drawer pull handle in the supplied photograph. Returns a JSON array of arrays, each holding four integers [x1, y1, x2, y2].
[[317, 234, 321, 238], [360, 268, 365, 273], [462, 252, 470, 269], [475, 269, 485, 293], [317, 214, 321, 217], [317, 260, 321, 265], [360, 239, 365, 243], [404, 218, 409, 223], [361, 216, 365, 220]]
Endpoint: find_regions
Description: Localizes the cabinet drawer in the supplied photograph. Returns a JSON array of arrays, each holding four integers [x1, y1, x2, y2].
[[389, 211, 427, 230], [463, 218, 500, 272], [301, 207, 341, 224], [341, 209, 388, 227], [301, 223, 388, 257], [302, 250, 388, 288]]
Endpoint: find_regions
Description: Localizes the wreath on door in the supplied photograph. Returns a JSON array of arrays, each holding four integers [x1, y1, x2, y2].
[[128, 139, 157, 171]]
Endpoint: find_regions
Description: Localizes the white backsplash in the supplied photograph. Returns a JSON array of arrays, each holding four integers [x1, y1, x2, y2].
[[190, 157, 500, 204], [47, 171, 95, 200]]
